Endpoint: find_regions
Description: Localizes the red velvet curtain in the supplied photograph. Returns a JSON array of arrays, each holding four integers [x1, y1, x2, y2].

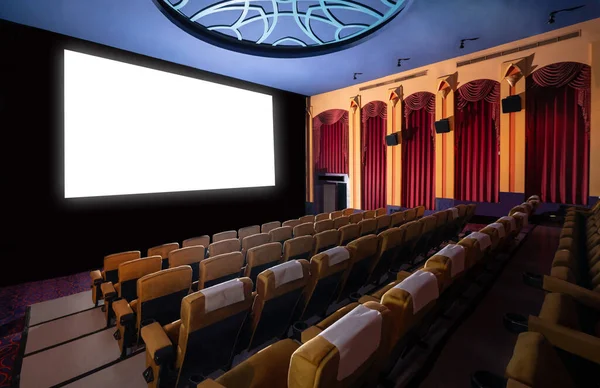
[[402, 92, 436, 210], [455, 79, 500, 202], [361, 101, 387, 210], [525, 62, 590, 205], [313, 109, 349, 174]]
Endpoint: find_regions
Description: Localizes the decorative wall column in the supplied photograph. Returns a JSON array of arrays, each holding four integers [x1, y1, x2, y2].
[[435, 73, 457, 199], [349, 95, 362, 208], [500, 57, 528, 193], [306, 97, 314, 202], [590, 42, 600, 197], [387, 86, 403, 206]]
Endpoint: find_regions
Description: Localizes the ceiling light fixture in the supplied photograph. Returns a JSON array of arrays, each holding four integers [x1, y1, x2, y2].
[[459, 37, 479, 49], [397, 58, 410, 67], [548, 5, 585, 24], [353, 72, 363, 80]]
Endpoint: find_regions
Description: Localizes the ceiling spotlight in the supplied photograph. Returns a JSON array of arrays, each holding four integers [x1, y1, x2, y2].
[[397, 58, 410, 67], [459, 37, 479, 49], [548, 5, 585, 24], [353, 72, 362, 80]]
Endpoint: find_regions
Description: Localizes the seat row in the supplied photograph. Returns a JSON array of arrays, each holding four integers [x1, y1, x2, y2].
[[196, 202, 533, 388]]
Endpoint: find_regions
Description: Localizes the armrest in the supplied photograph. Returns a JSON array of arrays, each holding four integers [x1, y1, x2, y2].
[[100, 282, 117, 300], [112, 299, 134, 325], [301, 326, 322, 343], [528, 315, 600, 365], [90, 270, 103, 285], [197, 380, 226, 388], [163, 320, 181, 345], [141, 322, 174, 366], [543, 275, 600, 311]]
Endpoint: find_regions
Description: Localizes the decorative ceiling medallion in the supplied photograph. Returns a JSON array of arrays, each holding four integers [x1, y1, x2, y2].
[[153, 0, 411, 57]]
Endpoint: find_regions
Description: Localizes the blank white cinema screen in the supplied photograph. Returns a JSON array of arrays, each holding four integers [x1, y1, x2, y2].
[[63, 49, 275, 199]]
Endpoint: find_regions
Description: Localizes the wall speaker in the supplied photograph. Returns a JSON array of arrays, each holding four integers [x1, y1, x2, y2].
[[502, 95, 522, 113], [385, 132, 400, 146], [434, 119, 451, 134]]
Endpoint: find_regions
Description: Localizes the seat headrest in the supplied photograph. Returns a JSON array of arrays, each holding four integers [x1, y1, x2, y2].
[[323, 246, 350, 266], [435, 244, 465, 277], [466, 232, 492, 251], [318, 304, 383, 381], [393, 270, 439, 314], [499, 216, 517, 232], [201, 279, 246, 313], [247, 242, 282, 266], [513, 212, 528, 226], [138, 266, 192, 302], [148, 242, 180, 258], [269, 260, 305, 287], [487, 223, 506, 238], [448, 207, 459, 219]]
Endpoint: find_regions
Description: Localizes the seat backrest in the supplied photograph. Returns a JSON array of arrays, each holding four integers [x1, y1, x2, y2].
[[241, 233, 271, 259], [538, 292, 581, 331], [136, 266, 192, 331], [415, 206, 425, 219], [294, 222, 316, 237], [117, 256, 162, 302], [168, 246, 206, 285], [238, 225, 260, 241], [269, 226, 293, 244], [315, 213, 330, 222], [375, 214, 391, 233], [497, 216, 516, 237], [463, 231, 493, 254], [283, 219, 302, 228], [339, 224, 360, 246], [419, 215, 437, 235], [299, 215, 316, 224], [455, 204, 468, 219], [424, 244, 466, 287], [249, 260, 311, 349], [199, 252, 244, 289], [466, 204, 477, 219], [509, 205, 527, 217], [349, 212, 364, 224], [208, 238, 241, 257], [176, 278, 254, 380], [315, 219, 334, 233], [340, 235, 380, 300], [372, 227, 405, 276], [432, 211, 448, 228], [261, 221, 281, 234], [363, 210, 376, 219], [283, 236, 315, 262], [483, 224, 505, 248], [390, 211, 405, 228], [213, 230, 237, 243], [103, 251, 141, 284], [299, 247, 352, 319], [333, 216, 350, 229], [457, 237, 483, 268], [342, 208, 355, 217], [148, 242, 180, 269], [375, 208, 387, 217], [314, 230, 341, 255], [330, 211, 343, 220], [245, 242, 282, 285], [401, 220, 423, 244], [403, 208, 417, 222], [358, 218, 377, 236], [182, 235, 210, 249], [288, 302, 391, 388]]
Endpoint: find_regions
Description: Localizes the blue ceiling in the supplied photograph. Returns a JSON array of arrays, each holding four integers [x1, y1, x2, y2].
[[1, 0, 599, 96]]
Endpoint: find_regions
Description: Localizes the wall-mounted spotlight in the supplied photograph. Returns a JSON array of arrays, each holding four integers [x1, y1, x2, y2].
[[397, 58, 410, 67], [353, 72, 362, 80], [459, 37, 479, 49], [548, 5, 585, 24]]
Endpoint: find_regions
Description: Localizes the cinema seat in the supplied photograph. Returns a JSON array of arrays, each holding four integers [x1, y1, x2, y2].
[[241, 233, 270, 262], [283, 236, 314, 261], [342, 208, 355, 217], [478, 225, 503, 253], [338, 235, 379, 300], [465, 204, 477, 224], [213, 231, 237, 243], [358, 218, 377, 236], [208, 238, 241, 257], [299, 215, 315, 224], [375, 207, 387, 217], [463, 231, 493, 259], [261, 221, 281, 234], [269, 226, 293, 244], [431, 210, 449, 247], [375, 214, 391, 234], [424, 244, 467, 290], [369, 227, 405, 283], [486, 222, 508, 249], [148, 242, 180, 269], [333, 216, 350, 229], [512, 211, 529, 232], [90, 250, 141, 306], [246, 260, 310, 350], [314, 230, 340, 254], [363, 210, 376, 219], [183, 236, 210, 250], [336, 225, 358, 248], [395, 221, 423, 268], [315, 213, 329, 222], [330, 210, 343, 220], [113, 266, 192, 358], [404, 207, 417, 223], [413, 215, 437, 258], [497, 215, 518, 239], [349, 212, 363, 224], [283, 219, 302, 228], [445, 207, 461, 240], [198, 252, 244, 289], [509, 205, 528, 217], [457, 236, 485, 268], [296, 246, 352, 320], [314, 219, 334, 233], [390, 211, 405, 228], [169, 246, 206, 290], [238, 225, 260, 241], [244, 242, 283, 286], [293, 222, 315, 237]]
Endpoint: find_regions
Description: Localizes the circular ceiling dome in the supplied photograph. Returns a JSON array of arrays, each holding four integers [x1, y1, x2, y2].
[[153, 0, 410, 57]]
